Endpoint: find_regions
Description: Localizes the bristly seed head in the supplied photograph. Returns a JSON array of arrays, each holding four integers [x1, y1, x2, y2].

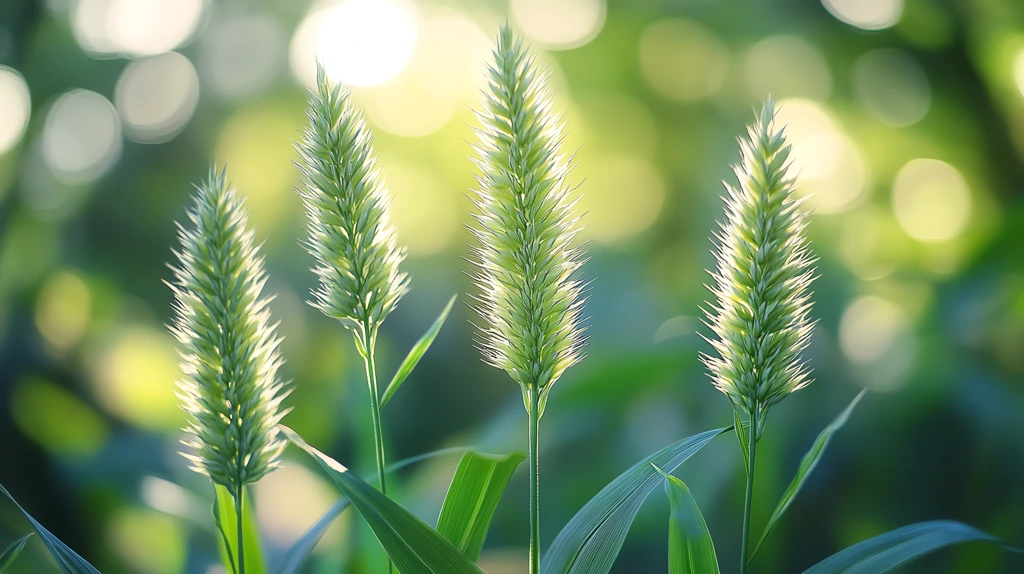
[[169, 167, 290, 497], [701, 97, 816, 425], [468, 22, 587, 416], [297, 64, 409, 353]]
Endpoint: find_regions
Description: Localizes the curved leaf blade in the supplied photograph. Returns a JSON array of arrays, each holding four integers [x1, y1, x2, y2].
[[276, 499, 350, 574], [542, 427, 729, 574], [658, 471, 719, 574], [281, 426, 486, 574], [751, 390, 867, 562], [0, 483, 100, 574], [437, 451, 526, 560], [0, 534, 32, 573], [803, 520, 1004, 574], [381, 295, 457, 408], [213, 485, 266, 574]]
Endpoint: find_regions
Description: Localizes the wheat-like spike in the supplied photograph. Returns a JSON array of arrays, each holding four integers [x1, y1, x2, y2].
[[702, 97, 816, 424], [169, 167, 290, 498], [296, 64, 409, 352], [468, 21, 587, 415]]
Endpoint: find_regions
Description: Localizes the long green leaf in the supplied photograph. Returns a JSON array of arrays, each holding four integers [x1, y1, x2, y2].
[[437, 451, 526, 560], [276, 446, 471, 574], [0, 534, 32, 573], [0, 484, 99, 574], [803, 520, 1005, 574], [751, 390, 867, 562], [213, 485, 266, 574], [655, 469, 719, 574], [542, 427, 729, 574], [280, 426, 486, 574], [381, 295, 456, 408]]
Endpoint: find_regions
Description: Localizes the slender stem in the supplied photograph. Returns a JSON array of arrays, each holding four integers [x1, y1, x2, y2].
[[361, 332, 391, 574], [739, 409, 758, 574], [528, 389, 541, 574], [235, 488, 245, 574]]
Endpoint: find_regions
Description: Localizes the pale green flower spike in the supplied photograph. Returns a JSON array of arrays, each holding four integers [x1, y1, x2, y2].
[[702, 96, 816, 432], [169, 167, 290, 498], [297, 64, 409, 354], [469, 21, 587, 418]]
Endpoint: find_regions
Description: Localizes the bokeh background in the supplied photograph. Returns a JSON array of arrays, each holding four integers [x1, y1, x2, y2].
[[1, 0, 1023, 572]]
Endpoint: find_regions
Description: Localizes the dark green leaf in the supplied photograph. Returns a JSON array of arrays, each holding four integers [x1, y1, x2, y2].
[[733, 408, 749, 477], [656, 469, 719, 574], [0, 483, 100, 574], [381, 295, 456, 407], [0, 534, 32, 573], [751, 390, 866, 562], [276, 499, 350, 574], [281, 426, 486, 574], [437, 451, 526, 560], [213, 485, 266, 574], [803, 520, 1005, 574], [542, 427, 729, 574]]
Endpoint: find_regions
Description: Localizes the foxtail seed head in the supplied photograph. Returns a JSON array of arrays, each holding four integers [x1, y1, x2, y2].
[[297, 65, 409, 353], [702, 98, 816, 423], [469, 22, 587, 416], [169, 167, 290, 497]]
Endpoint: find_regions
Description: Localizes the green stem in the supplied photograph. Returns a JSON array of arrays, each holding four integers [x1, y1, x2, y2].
[[361, 332, 391, 574], [528, 389, 541, 574], [739, 409, 758, 574], [235, 488, 245, 574]]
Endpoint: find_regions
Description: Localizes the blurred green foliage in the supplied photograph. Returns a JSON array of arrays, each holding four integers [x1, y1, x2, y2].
[[0, 0, 1022, 572]]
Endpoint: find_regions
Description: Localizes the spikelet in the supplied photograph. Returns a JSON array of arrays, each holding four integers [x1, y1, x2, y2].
[[468, 22, 586, 416], [702, 98, 816, 425], [297, 65, 409, 353], [169, 168, 289, 497]]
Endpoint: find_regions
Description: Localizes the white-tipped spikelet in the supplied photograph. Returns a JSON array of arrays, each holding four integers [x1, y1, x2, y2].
[[297, 65, 409, 353], [702, 98, 816, 425], [169, 168, 290, 497], [469, 22, 587, 416]]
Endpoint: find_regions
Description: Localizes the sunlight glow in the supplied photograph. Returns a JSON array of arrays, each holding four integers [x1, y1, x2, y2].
[[72, 0, 204, 57], [35, 270, 91, 352], [578, 156, 665, 244], [92, 325, 183, 431], [12, 377, 109, 456], [253, 464, 344, 546], [0, 66, 30, 156], [745, 36, 832, 102], [853, 49, 931, 128], [42, 90, 122, 184], [638, 19, 729, 102], [839, 295, 915, 389], [384, 160, 459, 255], [1013, 49, 1024, 100], [108, 507, 186, 574], [511, 0, 606, 50], [115, 52, 200, 143], [822, 0, 903, 31], [200, 12, 285, 99], [892, 159, 971, 242]]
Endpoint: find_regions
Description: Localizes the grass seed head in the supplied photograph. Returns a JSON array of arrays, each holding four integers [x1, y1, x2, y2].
[[169, 167, 290, 497], [702, 97, 816, 422], [468, 22, 587, 416], [297, 64, 409, 353]]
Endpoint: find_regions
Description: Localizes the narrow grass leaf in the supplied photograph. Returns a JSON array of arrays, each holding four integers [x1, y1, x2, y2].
[[542, 427, 729, 574], [734, 409, 750, 476], [281, 426, 486, 574], [437, 451, 526, 560], [381, 294, 457, 408], [0, 484, 99, 574], [751, 389, 867, 562], [277, 499, 350, 574], [803, 520, 1007, 574], [214, 485, 266, 574], [656, 470, 719, 574], [0, 534, 32, 573]]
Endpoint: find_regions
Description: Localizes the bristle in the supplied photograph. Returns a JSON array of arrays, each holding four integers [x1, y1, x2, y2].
[[468, 21, 586, 416], [702, 99, 816, 418], [169, 167, 289, 496]]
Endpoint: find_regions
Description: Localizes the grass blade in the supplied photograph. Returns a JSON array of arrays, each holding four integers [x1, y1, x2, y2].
[[750, 390, 867, 563], [437, 451, 526, 560], [276, 499, 350, 574], [381, 295, 457, 408], [0, 534, 32, 573], [655, 469, 719, 574], [803, 520, 1007, 574], [0, 483, 100, 574], [281, 426, 486, 574], [542, 427, 729, 574], [213, 485, 266, 574]]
